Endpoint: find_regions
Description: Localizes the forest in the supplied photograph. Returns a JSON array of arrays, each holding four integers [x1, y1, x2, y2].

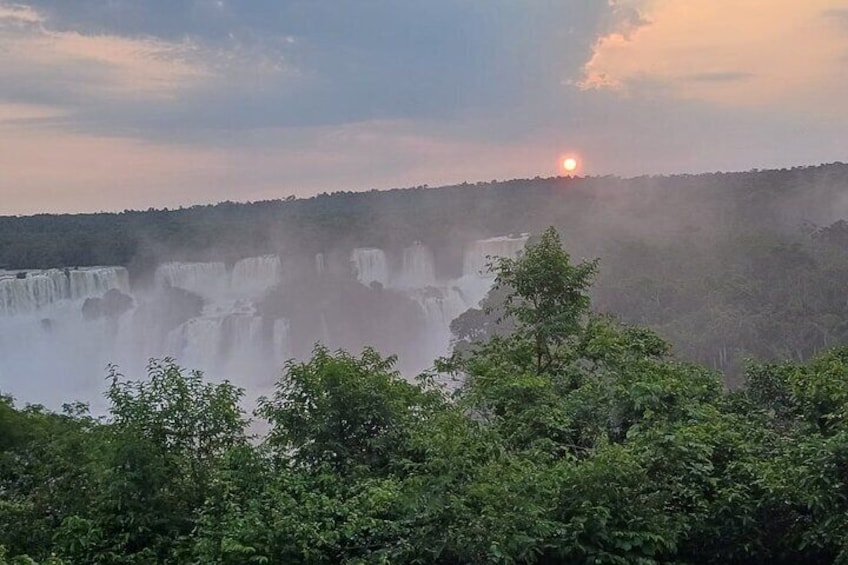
[[4, 228, 848, 564], [3, 163, 848, 381]]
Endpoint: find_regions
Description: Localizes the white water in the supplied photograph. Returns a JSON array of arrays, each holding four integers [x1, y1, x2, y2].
[[0, 267, 129, 316], [153, 256, 281, 378], [395, 243, 436, 288], [348, 234, 528, 367], [462, 234, 529, 278], [351, 248, 390, 287], [154, 262, 228, 296], [273, 318, 291, 367], [0, 267, 132, 409], [1, 236, 527, 409], [231, 256, 282, 296], [0, 260, 282, 408]]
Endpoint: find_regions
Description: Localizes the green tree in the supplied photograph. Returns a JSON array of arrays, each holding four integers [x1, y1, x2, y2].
[[491, 226, 598, 374], [258, 346, 444, 477], [55, 360, 248, 564]]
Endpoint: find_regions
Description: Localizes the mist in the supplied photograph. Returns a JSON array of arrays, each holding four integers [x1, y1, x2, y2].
[[2, 164, 848, 406], [0, 232, 527, 410]]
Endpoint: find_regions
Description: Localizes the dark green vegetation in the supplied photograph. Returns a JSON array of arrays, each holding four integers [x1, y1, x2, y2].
[[3, 164, 848, 381], [5, 228, 848, 563]]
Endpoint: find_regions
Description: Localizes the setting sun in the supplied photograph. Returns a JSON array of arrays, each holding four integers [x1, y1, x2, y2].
[[562, 157, 578, 172]]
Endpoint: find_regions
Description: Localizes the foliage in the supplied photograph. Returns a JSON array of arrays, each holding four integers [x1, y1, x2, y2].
[[5, 226, 848, 562], [491, 226, 598, 374]]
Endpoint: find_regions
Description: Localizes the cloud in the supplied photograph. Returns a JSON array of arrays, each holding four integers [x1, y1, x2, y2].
[[682, 71, 756, 83], [0, 0, 293, 116], [0, 1, 613, 137], [0, 3, 42, 24], [0, 102, 64, 123], [0, 5, 211, 102], [579, 0, 848, 119]]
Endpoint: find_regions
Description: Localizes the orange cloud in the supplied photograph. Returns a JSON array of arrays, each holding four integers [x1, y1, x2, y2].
[[0, 2, 219, 101], [579, 0, 848, 118]]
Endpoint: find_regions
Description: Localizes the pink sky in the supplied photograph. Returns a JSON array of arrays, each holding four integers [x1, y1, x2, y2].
[[1, 0, 847, 214]]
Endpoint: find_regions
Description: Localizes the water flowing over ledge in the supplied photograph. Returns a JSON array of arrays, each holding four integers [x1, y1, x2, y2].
[[0, 236, 528, 409]]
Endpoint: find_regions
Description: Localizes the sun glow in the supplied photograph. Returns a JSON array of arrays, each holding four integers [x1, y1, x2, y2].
[[562, 157, 578, 173]]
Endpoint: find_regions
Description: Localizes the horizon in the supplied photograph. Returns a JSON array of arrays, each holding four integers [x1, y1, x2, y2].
[[3, 160, 846, 218], [2, 1, 847, 215]]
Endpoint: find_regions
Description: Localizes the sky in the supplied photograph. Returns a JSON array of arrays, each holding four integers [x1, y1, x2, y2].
[[0, 0, 847, 215]]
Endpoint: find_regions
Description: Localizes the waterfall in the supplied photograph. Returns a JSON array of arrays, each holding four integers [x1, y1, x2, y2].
[[219, 313, 264, 375], [155, 261, 228, 296], [69, 267, 129, 299], [411, 287, 471, 327], [169, 316, 224, 372], [2, 238, 530, 410], [147, 259, 282, 379], [273, 318, 291, 366], [351, 248, 389, 287], [0, 270, 67, 315], [167, 310, 264, 377], [220, 313, 263, 358], [231, 255, 281, 296], [0, 267, 128, 316], [462, 234, 529, 278], [156, 258, 281, 299], [396, 243, 436, 288], [0, 266, 131, 412]]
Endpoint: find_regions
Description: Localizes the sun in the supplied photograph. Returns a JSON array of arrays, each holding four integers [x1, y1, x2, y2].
[[562, 157, 578, 173]]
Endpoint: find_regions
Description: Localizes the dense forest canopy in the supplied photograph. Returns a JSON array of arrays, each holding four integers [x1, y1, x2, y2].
[[4, 228, 848, 564]]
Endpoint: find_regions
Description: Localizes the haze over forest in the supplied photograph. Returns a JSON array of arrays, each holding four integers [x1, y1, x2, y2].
[[3, 163, 848, 408]]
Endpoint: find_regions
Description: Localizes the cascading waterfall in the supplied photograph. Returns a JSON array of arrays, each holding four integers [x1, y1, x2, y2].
[[0, 266, 132, 411], [345, 237, 528, 322], [0, 267, 129, 316], [159, 254, 281, 377], [273, 318, 291, 366], [69, 268, 130, 300], [155, 262, 228, 296], [396, 243, 436, 288], [411, 286, 471, 327], [231, 256, 281, 296], [220, 313, 264, 358], [150, 257, 282, 378], [351, 248, 389, 287], [170, 316, 225, 372], [164, 309, 264, 377], [462, 234, 529, 278], [346, 237, 528, 369], [1, 238, 529, 409], [0, 270, 68, 315]]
